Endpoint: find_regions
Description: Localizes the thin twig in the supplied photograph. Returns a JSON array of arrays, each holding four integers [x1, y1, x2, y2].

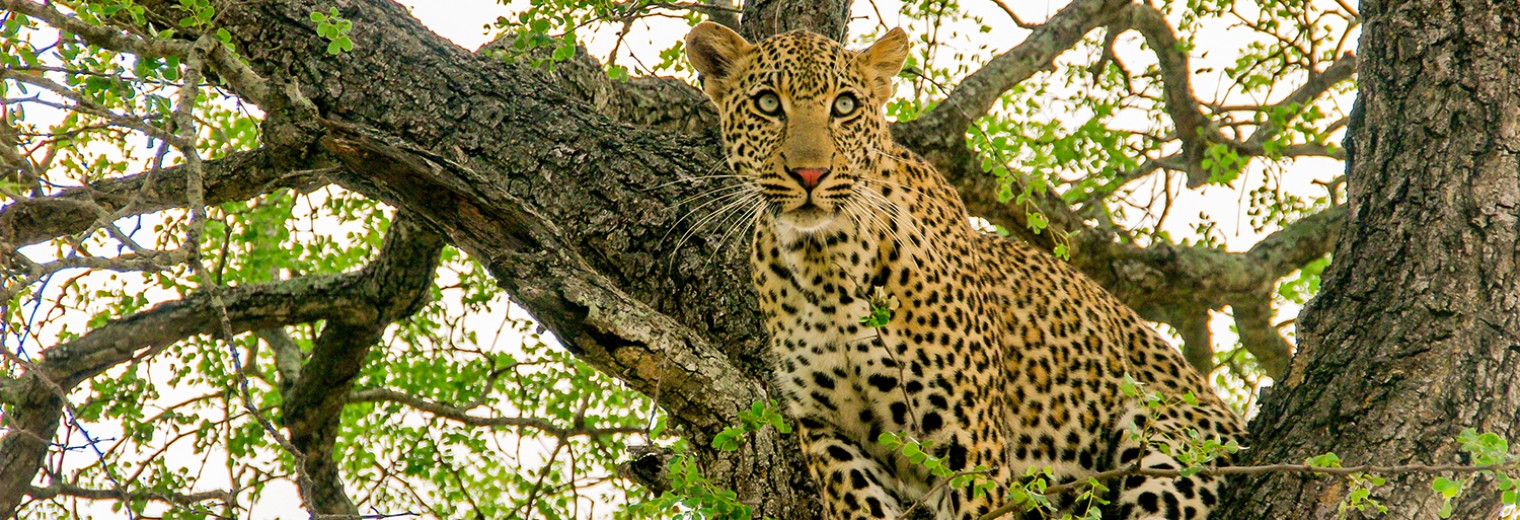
[[978, 460, 1520, 520]]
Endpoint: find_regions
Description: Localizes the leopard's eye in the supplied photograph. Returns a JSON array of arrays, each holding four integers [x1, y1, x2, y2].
[[754, 92, 782, 116], [832, 93, 858, 117]]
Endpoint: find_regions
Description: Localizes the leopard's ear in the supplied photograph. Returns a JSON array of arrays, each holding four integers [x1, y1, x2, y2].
[[856, 28, 909, 102], [686, 22, 753, 93]]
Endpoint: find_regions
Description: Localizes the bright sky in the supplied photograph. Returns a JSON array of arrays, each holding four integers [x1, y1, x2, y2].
[[401, 0, 509, 50]]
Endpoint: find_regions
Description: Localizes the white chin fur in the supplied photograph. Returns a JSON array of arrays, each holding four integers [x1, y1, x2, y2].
[[774, 207, 839, 234]]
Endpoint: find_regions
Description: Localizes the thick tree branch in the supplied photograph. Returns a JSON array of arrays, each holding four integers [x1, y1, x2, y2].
[[316, 121, 768, 433], [1229, 290, 1292, 377], [1123, 4, 1216, 186], [1070, 206, 1343, 377], [278, 213, 444, 516], [1245, 204, 1344, 278], [476, 43, 717, 134], [737, 0, 850, 42], [1175, 309, 1215, 373], [0, 147, 333, 248]]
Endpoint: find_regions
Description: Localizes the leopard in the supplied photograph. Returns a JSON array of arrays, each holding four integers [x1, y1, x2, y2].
[[684, 22, 1244, 520]]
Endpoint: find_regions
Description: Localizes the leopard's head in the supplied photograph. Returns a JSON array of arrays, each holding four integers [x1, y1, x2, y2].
[[686, 23, 908, 234]]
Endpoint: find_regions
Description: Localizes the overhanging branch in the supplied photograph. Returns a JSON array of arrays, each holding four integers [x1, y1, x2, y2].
[[0, 147, 333, 248], [1123, 4, 1215, 187], [1123, 3, 1355, 185]]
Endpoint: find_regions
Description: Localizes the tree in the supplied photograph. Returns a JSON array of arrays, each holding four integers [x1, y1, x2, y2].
[[0, 0, 1503, 518], [1217, 0, 1520, 517]]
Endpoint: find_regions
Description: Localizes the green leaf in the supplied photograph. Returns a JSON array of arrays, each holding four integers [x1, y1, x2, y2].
[[712, 427, 745, 451], [1431, 477, 1462, 498], [607, 64, 628, 81], [1305, 452, 1341, 469], [1027, 211, 1047, 232], [1119, 374, 1141, 398]]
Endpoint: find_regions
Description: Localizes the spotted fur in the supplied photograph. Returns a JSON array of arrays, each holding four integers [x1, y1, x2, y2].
[[684, 23, 1243, 520]]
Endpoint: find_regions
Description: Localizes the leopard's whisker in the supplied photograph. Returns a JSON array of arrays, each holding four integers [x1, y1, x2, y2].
[[867, 145, 911, 163], [659, 184, 762, 245], [668, 190, 764, 272], [855, 184, 928, 256], [840, 197, 876, 243], [647, 172, 754, 192], [704, 194, 766, 267], [849, 187, 904, 255], [671, 180, 759, 208]]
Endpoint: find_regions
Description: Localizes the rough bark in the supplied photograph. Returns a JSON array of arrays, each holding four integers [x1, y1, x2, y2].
[[1216, 0, 1520, 517], [737, 0, 850, 42]]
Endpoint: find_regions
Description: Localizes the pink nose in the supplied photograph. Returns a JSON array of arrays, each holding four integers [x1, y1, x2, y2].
[[790, 168, 830, 189]]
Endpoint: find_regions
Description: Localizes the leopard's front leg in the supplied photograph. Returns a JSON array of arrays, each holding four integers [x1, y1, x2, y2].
[[794, 415, 907, 520]]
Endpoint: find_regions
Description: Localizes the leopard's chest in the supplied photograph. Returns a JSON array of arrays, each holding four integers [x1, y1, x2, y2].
[[753, 244, 898, 417]]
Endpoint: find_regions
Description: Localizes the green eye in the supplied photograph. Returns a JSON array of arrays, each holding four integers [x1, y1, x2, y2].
[[755, 92, 782, 115], [832, 93, 858, 117]]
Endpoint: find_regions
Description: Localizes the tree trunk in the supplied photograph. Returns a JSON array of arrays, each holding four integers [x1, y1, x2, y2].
[[1217, 0, 1520, 517]]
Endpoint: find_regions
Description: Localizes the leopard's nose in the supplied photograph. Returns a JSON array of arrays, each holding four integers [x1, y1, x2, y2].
[[786, 167, 831, 190]]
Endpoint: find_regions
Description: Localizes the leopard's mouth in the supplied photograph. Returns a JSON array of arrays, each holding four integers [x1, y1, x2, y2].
[[774, 201, 842, 233], [793, 200, 825, 213]]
